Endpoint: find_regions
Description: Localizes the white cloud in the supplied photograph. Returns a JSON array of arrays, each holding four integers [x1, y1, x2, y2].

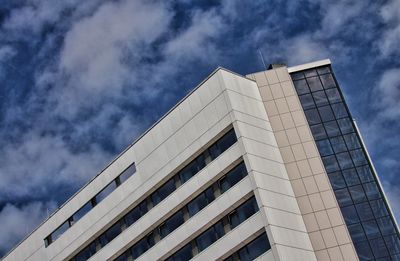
[[379, 0, 400, 57], [375, 68, 400, 119], [0, 201, 57, 255]]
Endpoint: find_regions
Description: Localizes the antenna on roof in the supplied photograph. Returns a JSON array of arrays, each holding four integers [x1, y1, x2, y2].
[[258, 49, 267, 70]]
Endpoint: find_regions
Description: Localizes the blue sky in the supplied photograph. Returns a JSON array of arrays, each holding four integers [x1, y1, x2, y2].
[[0, 0, 399, 256]]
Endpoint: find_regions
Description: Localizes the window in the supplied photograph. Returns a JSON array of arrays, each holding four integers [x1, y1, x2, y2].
[[331, 102, 348, 119], [119, 163, 136, 184], [99, 222, 122, 246], [238, 233, 271, 261], [293, 79, 309, 95], [354, 241, 374, 260], [187, 187, 214, 217], [95, 181, 117, 203], [328, 171, 346, 189], [324, 121, 341, 137], [377, 217, 396, 236], [343, 133, 360, 150], [310, 124, 327, 140], [312, 91, 329, 106], [316, 139, 334, 156], [166, 244, 193, 261], [362, 220, 381, 239], [304, 69, 318, 77], [349, 185, 367, 203], [336, 152, 354, 170], [179, 155, 205, 183], [322, 155, 340, 173], [299, 94, 315, 109], [196, 221, 224, 251], [320, 74, 336, 89], [357, 165, 374, 183], [131, 232, 155, 259], [304, 109, 321, 125], [159, 210, 185, 239], [369, 237, 389, 258], [229, 197, 258, 229], [318, 106, 335, 122], [317, 67, 331, 75], [151, 178, 176, 205], [370, 199, 389, 218], [219, 162, 247, 193], [355, 202, 374, 221], [291, 71, 305, 80], [50, 221, 69, 243], [348, 223, 366, 241], [307, 77, 323, 92], [342, 168, 360, 186], [350, 149, 367, 167], [124, 201, 148, 226], [73, 201, 93, 222], [325, 88, 342, 103], [384, 235, 400, 255], [341, 205, 359, 224], [363, 182, 380, 200], [209, 129, 237, 160], [330, 136, 347, 153], [337, 118, 354, 134], [335, 188, 353, 207], [75, 241, 97, 261]]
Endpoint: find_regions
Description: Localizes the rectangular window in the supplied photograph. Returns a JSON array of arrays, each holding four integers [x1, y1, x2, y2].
[[99, 221, 122, 246], [293, 79, 310, 95], [151, 178, 176, 205], [304, 109, 321, 125], [119, 163, 136, 184], [228, 197, 258, 229], [159, 210, 185, 239], [349, 185, 367, 203], [328, 171, 346, 189], [218, 162, 247, 193], [95, 181, 117, 203], [335, 188, 353, 207], [330, 136, 347, 153], [337, 118, 354, 134], [354, 241, 374, 260], [343, 133, 360, 150], [355, 202, 374, 221], [196, 221, 224, 251], [377, 217, 396, 236], [307, 77, 323, 92], [362, 220, 380, 239], [356, 165, 374, 183], [316, 139, 334, 156], [179, 155, 205, 183], [319, 74, 336, 89], [310, 124, 327, 140], [350, 149, 368, 167], [336, 152, 354, 170], [238, 233, 271, 261], [187, 187, 215, 217], [318, 106, 335, 122], [166, 244, 193, 261], [208, 129, 237, 160], [331, 102, 348, 119], [73, 201, 93, 223], [341, 205, 359, 224], [325, 88, 342, 104], [323, 121, 341, 137], [348, 223, 366, 242], [312, 91, 329, 106], [322, 155, 340, 173], [370, 199, 389, 218], [299, 94, 315, 109]]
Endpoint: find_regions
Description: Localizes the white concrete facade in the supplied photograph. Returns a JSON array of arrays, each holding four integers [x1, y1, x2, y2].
[[4, 64, 367, 261]]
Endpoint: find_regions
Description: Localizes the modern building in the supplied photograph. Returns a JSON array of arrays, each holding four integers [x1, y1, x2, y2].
[[3, 59, 399, 261]]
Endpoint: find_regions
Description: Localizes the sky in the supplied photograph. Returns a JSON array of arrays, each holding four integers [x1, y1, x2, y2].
[[0, 0, 399, 257]]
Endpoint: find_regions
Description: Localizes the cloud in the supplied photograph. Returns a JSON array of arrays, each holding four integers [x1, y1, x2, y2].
[[382, 180, 400, 222], [0, 201, 57, 255], [379, 0, 400, 58], [374, 68, 400, 119]]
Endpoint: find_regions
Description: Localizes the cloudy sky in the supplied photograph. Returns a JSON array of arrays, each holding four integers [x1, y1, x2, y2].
[[0, 0, 399, 256]]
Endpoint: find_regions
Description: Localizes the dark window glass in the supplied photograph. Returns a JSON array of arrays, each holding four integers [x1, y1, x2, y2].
[[320, 74, 336, 89], [304, 69, 318, 77], [363, 182, 380, 200], [392, 253, 400, 261], [75, 241, 97, 261], [114, 253, 129, 261], [51, 221, 69, 242], [229, 197, 258, 229], [325, 88, 342, 104], [119, 163, 136, 184], [151, 178, 176, 205], [209, 129, 237, 160], [318, 106, 335, 122], [124, 201, 148, 226], [304, 109, 321, 125], [332, 102, 348, 119], [291, 72, 304, 80], [335, 188, 353, 207], [348, 223, 366, 241], [73, 201, 93, 222], [99, 222, 122, 246], [377, 217, 396, 235], [330, 136, 347, 153], [187, 187, 215, 217], [349, 185, 367, 203], [238, 233, 271, 261], [293, 79, 310, 95], [384, 235, 400, 255], [316, 139, 334, 156], [341, 205, 359, 224], [337, 118, 354, 134], [317, 66, 331, 75], [328, 171, 346, 189], [179, 156, 205, 183], [196, 221, 224, 251], [324, 121, 341, 137], [370, 199, 389, 218], [370, 237, 389, 258], [356, 202, 374, 221], [312, 90, 329, 106], [350, 149, 368, 167], [343, 133, 361, 150], [357, 166, 374, 183], [166, 244, 193, 261], [159, 210, 185, 239], [336, 152, 354, 170], [342, 168, 360, 186], [299, 94, 316, 109], [322, 155, 340, 173], [219, 162, 247, 193], [131, 232, 155, 258], [96, 181, 117, 203], [354, 241, 374, 261], [363, 220, 381, 239], [310, 124, 327, 140]]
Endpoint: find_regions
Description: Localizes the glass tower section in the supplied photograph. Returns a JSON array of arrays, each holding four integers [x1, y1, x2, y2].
[[290, 66, 400, 261]]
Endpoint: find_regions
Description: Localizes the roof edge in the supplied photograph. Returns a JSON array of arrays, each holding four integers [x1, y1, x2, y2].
[[287, 59, 331, 73]]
